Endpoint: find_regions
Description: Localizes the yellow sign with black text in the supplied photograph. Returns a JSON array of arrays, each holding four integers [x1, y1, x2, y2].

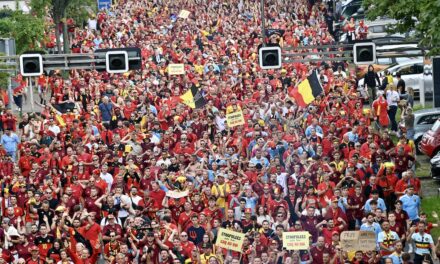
[[282, 232, 310, 250], [215, 228, 245, 252], [168, 64, 185, 75], [226, 110, 245, 127]]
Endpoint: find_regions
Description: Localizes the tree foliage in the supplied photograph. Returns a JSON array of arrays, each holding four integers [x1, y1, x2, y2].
[[31, 0, 96, 27], [30, 0, 96, 53], [0, 10, 45, 54], [363, 0, 440, 55]]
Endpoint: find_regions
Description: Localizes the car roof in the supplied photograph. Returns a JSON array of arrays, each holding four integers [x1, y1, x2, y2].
[[364, 19, 397, 27], [413, 108, 440, 117], [383, 59, 423, 72]]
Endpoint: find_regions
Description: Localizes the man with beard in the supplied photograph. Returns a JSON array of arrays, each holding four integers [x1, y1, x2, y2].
[[295, 199, 323, 242]]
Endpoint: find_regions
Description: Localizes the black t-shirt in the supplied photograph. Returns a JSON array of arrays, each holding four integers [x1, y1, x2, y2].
[[102, 203, 121, 216], [186, 225, 205, 245], [221, 220, 242, 230], [37, 208, 55, 227], [397, 79, 406, 94]]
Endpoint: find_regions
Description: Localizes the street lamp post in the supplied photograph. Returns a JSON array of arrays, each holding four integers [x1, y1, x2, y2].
[[261, 0, 266, 47]]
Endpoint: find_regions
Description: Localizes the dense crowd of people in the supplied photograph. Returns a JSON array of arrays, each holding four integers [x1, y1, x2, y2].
[[0, 0, 438, 263]]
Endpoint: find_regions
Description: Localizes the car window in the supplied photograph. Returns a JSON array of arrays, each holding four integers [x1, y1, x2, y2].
[[414, 63, 424, 74], [417, 114, 440, 125], [432, 120, 440, 132], [377, 58, 392, 65], [370, 25, 386, 33], [343, 4, 360, 16], [398, 65, 416, 75]]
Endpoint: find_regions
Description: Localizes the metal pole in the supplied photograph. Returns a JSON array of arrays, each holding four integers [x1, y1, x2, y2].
[[29, 77, 34, 111], [5, 39, 13, 111], [260, 0, 266, 47], [419, 76, 425, 108]]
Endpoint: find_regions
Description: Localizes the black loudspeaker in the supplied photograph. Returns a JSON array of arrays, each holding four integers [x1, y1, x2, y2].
[[433, 57, 440, 107]]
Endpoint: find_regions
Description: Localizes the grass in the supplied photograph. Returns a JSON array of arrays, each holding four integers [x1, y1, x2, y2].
[[421, 196, 440, 241], [395, 102, 433, 123], [388, 102, 433, 178], [415, 155, 431, 178]]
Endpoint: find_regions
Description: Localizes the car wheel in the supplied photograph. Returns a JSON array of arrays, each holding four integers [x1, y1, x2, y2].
[[415, 137, 422, 154]]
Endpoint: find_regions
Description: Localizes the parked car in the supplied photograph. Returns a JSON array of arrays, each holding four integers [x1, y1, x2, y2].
[[358, 58, 432, 98], [334, 0, 364, 37], [431, 152, 440, 179], [413, 108, 440, 151], [355, 56, 418, 79], [419, 118, 440, 157]]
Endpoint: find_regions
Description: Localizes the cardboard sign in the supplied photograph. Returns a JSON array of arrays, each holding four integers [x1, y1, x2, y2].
[[282, 232, 310, 250], [166, 190, 189, 199], [168, 64, 185, 75], [215, 228, 245, 252], [340, 231, 376, 252], [226, 110, 245, 127], [178, 10, 190, 19]]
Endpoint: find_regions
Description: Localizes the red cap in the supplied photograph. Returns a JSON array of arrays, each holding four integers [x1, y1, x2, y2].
[[93, 169, 101, 175], [30, 245, 39, 251]]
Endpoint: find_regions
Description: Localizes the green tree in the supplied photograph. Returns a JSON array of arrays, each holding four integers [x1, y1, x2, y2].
[[363, 0, 440, 54], [30, 0, 96, 54], [0, 11, 45, 54]]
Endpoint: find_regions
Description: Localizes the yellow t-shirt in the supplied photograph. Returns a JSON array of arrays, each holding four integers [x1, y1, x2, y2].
[[200, 254, 217, 264], [194, 64, 204, 75], [211, 183, 230, 209]]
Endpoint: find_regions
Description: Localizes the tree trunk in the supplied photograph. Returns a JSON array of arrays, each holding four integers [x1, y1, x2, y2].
[[55, 21, 62, 54], [62, 9, 70, 54], [63, 21, 69, 53]]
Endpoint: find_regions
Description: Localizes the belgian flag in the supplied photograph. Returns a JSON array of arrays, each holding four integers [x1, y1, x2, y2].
[[180, 84, 207, 109], [290, 71, 323, 107]]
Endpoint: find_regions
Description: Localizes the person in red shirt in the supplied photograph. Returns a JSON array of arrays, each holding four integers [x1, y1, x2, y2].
[[376, 164, 399, 210], [34, 225, 54, 259], [372, 92, 389, 129], [178, 201, 197, 233], [320, 219, 344, 245], [310, 236, 334, 264], [149, 182, 166, 211], [26, 246, 44, 264]]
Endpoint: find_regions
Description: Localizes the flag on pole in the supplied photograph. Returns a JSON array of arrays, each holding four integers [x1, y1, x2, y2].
[[180, 85, 207, 109], [290, 71, 323, 107]]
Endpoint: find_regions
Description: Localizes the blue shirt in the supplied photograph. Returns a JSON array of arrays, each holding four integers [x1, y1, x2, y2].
[[0, 133, 20, 152], [249, 156, 269, 167], [305, 125, 323, 137], [242, 196, 258, 212], [99, 102, 113, 122], [346, 131, 359, 142], [364, 198, 387, 213], [387, 254, 402, 264], [411, 232, 434, 255], [360, 222, 382, 239], [399, 194, 421, 220]]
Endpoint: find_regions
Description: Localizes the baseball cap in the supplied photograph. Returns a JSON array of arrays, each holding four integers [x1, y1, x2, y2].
[[201, 242, 212, 249], [30, 245, 39, 252]]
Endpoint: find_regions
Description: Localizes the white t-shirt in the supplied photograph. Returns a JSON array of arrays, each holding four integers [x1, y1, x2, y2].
[[48, 124, 61, 136], [386, 90, 399, 106]]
